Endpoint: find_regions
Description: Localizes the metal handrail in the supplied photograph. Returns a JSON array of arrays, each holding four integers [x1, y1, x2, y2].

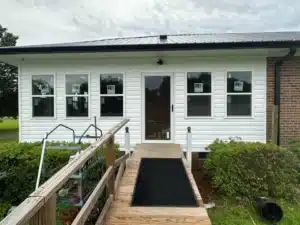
[[42, 124, 76, 143], [78, 124, 103, 144], [36, 124, 77, 191]]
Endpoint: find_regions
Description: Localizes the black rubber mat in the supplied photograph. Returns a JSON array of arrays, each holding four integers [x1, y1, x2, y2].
[[131, 158, 199, 207]]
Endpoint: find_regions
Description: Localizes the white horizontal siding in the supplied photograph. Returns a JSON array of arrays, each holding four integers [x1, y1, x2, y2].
[[174, 59, 267, 151], [19, 55, 266, 151]]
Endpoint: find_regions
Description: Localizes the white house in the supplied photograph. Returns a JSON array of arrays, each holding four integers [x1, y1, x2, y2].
[[1, 32, 300, 155]]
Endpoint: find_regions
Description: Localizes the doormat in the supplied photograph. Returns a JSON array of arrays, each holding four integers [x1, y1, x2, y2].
[[131, 158, 198, 207]]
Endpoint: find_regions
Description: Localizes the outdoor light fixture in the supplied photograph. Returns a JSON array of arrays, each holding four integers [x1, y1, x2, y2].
[[157, 59, 164, 65]]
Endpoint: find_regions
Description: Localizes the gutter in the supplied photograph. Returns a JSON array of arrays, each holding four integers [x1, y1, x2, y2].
[[274, 47, 297, 145], [1, 41, 300, 55]]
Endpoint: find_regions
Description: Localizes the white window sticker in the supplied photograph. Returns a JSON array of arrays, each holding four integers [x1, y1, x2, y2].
[[234, 81, 244, 92], [38, 83, 50, 96], [107, 85, 115, 94], [72, 84, 80, 94], [194, 83, 203, 93]]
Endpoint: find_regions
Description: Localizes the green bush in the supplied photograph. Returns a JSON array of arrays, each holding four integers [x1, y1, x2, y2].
[[0, 202, 11, 220], [204, 139, 300, 201], [0, 140, 121, 209], [0, 142, 85, 204]]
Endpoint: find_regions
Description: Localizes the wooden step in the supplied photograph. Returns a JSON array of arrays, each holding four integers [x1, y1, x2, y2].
[[133, 143, 183, 159], [105, 201, 211, 225], [105, 215, 211, 225]]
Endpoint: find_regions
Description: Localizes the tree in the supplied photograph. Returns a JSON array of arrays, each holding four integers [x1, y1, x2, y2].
[[0, 25, 18, 118]]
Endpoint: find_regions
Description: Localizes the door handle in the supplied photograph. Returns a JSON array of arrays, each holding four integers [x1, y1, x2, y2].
[[171, 104, 174, 112]]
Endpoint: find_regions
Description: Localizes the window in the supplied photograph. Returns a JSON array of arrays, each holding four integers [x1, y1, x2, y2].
[[32, 75, 55, 117], [226, 71, 252, 116], [65, 74, 89, 117], [186, 72, 211, 116], [100, 74, 124, 117]]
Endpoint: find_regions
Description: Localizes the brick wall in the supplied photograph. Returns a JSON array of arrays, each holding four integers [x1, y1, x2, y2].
[[267, 57, 300, 146]]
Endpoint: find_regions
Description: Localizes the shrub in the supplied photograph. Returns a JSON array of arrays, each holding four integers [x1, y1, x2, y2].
[[0, 141, 120, 205], [0, 202, 11, 220], [0, 142, 81, 204], [204, 139, 300, 201]]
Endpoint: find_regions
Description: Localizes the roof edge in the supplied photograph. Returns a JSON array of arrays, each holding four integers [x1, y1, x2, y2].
[[1, 41, 300, 55]]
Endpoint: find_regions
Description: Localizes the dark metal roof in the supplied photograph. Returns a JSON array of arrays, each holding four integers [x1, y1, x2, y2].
[[1, 31, 300, 54]]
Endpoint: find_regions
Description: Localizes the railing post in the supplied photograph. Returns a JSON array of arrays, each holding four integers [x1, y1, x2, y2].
[[105, 136, 116, 198], [187, 127, 192, 168], [125, 127, 130, 154], [29, 195, 56, 225]]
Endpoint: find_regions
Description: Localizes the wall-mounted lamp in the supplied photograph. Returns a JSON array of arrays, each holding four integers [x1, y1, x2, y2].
[[157, 59, 164, 65]]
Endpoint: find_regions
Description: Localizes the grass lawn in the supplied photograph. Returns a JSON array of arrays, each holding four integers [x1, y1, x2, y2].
[[207, 199, 300, 225], [0, 118, 18, 142]]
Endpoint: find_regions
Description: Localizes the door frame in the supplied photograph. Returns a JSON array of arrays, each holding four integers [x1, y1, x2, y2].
[[141, 72, 174, 143]]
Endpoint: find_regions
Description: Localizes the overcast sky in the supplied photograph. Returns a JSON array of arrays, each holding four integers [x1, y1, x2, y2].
[[1, 0, 300, 46]]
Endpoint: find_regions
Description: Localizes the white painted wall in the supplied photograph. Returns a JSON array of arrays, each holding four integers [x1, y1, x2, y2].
[[19, 54, 266, 151]]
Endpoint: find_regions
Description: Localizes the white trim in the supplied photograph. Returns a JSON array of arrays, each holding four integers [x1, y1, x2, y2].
[[64, 73, 91, 119], [99, 73, 125, 118], [224, 71, 254, 118], [30, 73, 56, 119], [184, 72, 214, 118], [18, 63, 22, 142], [141, 72, 174, 143]]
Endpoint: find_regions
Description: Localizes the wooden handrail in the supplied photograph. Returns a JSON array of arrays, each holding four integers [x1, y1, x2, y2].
[[114, 152, 130, 168], [0, 119, 129, 225], [71, 153, 129, 225], [71, 167, 114, 225], [115, 162, 125, 192], [95, 195, 113, 225]]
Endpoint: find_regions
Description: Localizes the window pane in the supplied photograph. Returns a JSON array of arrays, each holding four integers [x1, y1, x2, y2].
[[227, 71, 251, 93], [32, 75, 54, 95], [32, 97, 54, 117], [187, 95, 211, 116], [66, 97, 88, 117], [101, 96, 123, 117], [187, 72, 211, 93], [66, 75, 88, 95], [227, 95, 251, 116], [100, 74, 123, 94]]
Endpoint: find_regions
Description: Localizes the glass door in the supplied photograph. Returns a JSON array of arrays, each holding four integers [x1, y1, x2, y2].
[[144, 75, 171, 140]]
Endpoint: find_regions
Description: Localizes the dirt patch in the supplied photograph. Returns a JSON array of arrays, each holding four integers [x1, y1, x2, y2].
[[192, 159, 215, 204]]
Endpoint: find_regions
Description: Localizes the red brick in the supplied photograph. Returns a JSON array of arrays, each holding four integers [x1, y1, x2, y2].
[[267, 57, 300, 146]]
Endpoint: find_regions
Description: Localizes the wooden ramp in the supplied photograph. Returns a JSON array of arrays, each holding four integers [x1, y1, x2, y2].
[[104, 144, 211, 225]]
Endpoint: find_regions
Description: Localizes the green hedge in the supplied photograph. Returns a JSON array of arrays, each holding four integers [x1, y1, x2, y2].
[[204, 139, 300, 201], [0, 141, 121, 220], [0, 142, 84, 205], [0, 141, 120, 205]]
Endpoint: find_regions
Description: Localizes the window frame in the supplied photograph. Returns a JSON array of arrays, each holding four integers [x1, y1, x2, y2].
[[64, 73, 91, 119], [30, 74, 56, 119], [99, 73, 125, 118], [225, 71, 253, 118], [185, 72, 214, 118]]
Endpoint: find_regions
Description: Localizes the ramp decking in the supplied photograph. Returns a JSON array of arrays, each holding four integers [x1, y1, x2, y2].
[[104, 144, 211, 225]]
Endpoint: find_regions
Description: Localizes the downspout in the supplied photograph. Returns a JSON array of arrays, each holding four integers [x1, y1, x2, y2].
[[274, 47, 296, 145]]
